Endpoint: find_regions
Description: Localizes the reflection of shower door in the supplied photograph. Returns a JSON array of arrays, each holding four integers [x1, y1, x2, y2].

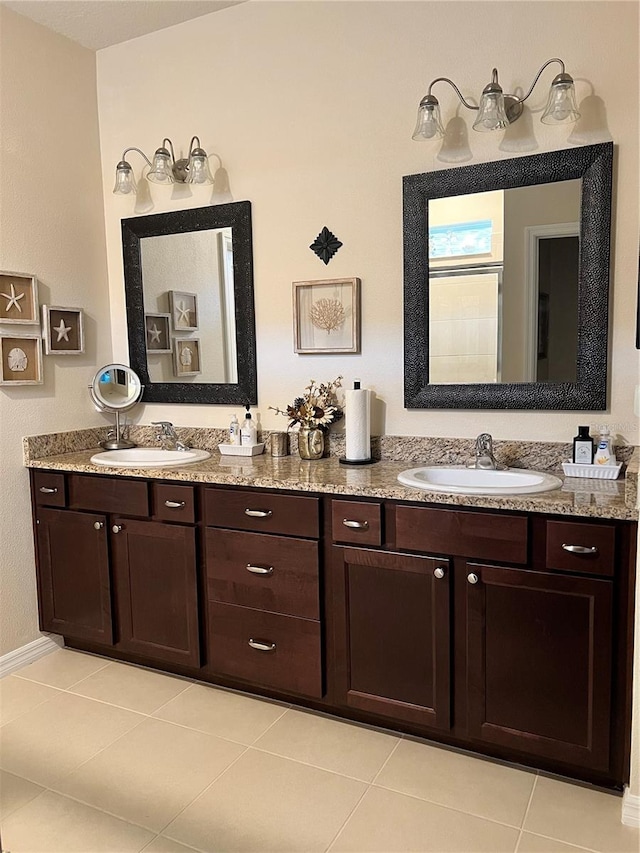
[[524, 223, 579, 382]]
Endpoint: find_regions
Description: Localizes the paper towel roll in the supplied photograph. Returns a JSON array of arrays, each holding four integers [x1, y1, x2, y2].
[[345, 386, 371, 461]]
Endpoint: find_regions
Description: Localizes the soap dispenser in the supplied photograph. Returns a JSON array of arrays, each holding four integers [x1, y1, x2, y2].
[[594, 426, 613, 465], [240, 404, 257, 446]]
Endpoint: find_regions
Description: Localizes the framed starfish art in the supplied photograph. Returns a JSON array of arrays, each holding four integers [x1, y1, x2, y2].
[[42, 305, 85, 355], [169, 290, 199, 332], [0, 271, 38, 324], [144, 313, 172, 353]]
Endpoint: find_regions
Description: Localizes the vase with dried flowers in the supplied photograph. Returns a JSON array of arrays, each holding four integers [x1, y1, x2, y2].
[[269, 377, 343, 460]]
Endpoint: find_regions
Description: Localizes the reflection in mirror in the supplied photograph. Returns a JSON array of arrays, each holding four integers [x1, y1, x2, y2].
[[403, 142, 613, 410], [89, 363, 143, 450], [428, 181, 580, 384]]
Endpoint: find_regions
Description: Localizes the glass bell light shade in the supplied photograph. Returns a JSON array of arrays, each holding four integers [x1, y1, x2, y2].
[[186, 147, 214, 185], [472, 88, 509, 132], [147, 147, 175, 184], [412, 96, 445, 140], [541, 76, 580, 124], [113, 161, 137, 195]]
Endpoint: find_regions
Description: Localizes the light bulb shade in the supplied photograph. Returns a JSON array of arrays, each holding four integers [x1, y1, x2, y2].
[[113, 161, 137, 195], [412, 96, 445, 140], [186, 147, 214, 185], [147, 148, 175, 185], [541, 77, 580, 125], [473, 89, 509, 132]]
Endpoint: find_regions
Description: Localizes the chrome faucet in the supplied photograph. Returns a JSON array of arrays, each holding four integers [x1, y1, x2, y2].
[[152, 421, 190, 451], [468, 433, 505, 470]]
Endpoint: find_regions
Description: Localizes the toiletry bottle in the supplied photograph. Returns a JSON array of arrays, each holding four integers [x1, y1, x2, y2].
[[229, 414, 241, 446], [572, 425, 594, 464], [241, 404, 257, 446], [594, 426, 613, 465]]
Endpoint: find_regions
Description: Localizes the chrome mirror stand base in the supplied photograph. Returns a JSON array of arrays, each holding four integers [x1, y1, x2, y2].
[[99, 410, 137, 451]]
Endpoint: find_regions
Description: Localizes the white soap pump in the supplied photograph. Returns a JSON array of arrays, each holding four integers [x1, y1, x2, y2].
[[241, 404, 257, 446]]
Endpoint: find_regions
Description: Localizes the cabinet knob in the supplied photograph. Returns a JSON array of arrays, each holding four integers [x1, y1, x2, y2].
[[112, 524, 123, 534], [433, 566, 446, 579], [246, 564, 274, 576], [39, 486, 57, 494], [467, 572, 479, 585], [248, 639, 276, 652], [164, 500, 186, 509], [93, 521, 104, 530], [343, 519, 369, 530], [562, 544, 599, 555], [244, 509, 273, 518]]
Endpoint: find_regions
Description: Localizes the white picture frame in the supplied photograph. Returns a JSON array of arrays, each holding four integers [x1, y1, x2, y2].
[[293, 277, 361, 354], [144, 313, 172, 354], [0, 271, 39, 325], [42, 305, 85, 355], [0, 334, 43, 384], [173, 338, 201, 377], [169, 290, 199, 332]]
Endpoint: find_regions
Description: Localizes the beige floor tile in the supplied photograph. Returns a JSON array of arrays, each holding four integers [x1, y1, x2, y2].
[[153, 683, 287, 744], [164, 748, 367, 852], [0, 770, 45, 820], [0, 675, 60, 726], [254, 707, 400, 781], [143, 837, 202, 853], [517, 832, 594, 853], [331, 786, 520, 853], [524, 776, 640, 853], [375, 739, 535, 826], [0, 690, 144, 787], [2, 789, 154, 853], [70, 660, 191, 714], [13, 648, 109, 688], [56, 717, 245, 832]]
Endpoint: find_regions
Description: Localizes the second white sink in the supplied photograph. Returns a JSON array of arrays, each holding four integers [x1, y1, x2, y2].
[[91, 448, 211, 468], [397, 465, 562, 496]]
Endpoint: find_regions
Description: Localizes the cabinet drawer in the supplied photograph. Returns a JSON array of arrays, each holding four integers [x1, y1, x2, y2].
[[153, 483, 195, 524], [68, 474, 149, 517], [332, 500, 382, 546], [33, 471, 66, 507], [546, 520, 615, 577], [204, 488, 319, 538], [206, 529, 319, 619], [395, 505, 528, 564], [208, 601, 322, 698]]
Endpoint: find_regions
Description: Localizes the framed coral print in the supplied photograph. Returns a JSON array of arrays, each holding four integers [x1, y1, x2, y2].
[[0, 334, 43, 384], [0, 272, 38, 324], [293, 278, 361, 354], [144, 313, 172, 354], [173, 338, 201, 377], [42, 306, 85, 355], [169, 291, 199, 332]]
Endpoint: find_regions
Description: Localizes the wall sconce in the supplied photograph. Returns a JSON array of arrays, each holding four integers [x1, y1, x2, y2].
[[113, 136, 214, 194], [412, 58, 580, 140]]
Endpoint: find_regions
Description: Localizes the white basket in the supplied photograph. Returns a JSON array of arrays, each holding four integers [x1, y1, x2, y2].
[[218, 442, 265, 457], [561, 461, 622, 480]]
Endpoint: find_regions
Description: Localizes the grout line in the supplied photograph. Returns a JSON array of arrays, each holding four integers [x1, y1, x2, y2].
[[247, 743, 388, 785], [247, 704, 291, 746], [325, 782, 372, 852], [370, 737, 403, 786], [518, 831, 602, 853], [520, 773, 538, 829]]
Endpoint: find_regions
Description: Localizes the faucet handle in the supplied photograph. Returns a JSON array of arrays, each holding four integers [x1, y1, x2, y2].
[[152, 420, 173, 430]]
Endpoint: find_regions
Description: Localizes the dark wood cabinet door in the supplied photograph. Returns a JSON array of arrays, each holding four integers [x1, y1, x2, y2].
[[465, 563, 613, 772], [112, 518, 200, 668], [36, 507, 113, 644], [333, 547, 451, 729]]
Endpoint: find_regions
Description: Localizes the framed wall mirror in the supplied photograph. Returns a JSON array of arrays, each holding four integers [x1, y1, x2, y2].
[[403, 142, 613, 409], [122, 201, 257, 405]]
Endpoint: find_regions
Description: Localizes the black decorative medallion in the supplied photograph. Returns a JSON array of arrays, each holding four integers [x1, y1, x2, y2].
[[310, 227, 343, 265]]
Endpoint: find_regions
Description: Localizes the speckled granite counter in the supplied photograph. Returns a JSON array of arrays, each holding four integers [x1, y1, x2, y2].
[[24, 428, 639, 521]]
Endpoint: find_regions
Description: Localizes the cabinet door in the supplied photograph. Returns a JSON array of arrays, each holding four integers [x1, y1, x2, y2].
[[466, 563, 612, 772], [112, 518, 200, 667], [333, 547, 451, 729], [36, 507, 112, 644]]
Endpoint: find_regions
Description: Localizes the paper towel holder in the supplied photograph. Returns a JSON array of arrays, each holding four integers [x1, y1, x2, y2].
[[339, 379, 378, 466]]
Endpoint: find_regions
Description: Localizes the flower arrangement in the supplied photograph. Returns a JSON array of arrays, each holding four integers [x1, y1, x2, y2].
[[270, 376, 343, 430]]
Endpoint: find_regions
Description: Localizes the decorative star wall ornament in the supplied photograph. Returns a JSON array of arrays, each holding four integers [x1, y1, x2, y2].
[[54, 319, 72, 342], [310, 227, 343, 265], [176, 301, 191, 326], [148, 323, 162, 343], [0, 283, 25, 313]]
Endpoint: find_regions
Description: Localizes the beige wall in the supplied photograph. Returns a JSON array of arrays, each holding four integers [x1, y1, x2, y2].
[[0, 7, 111, 656]]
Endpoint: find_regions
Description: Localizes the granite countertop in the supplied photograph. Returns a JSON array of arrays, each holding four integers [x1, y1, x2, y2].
[[24, 430, 639, 521]]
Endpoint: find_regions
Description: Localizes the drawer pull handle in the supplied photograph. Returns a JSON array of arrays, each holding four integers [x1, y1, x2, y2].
[[343, 519, 369, 530], [164, 500, 186, 509], [562, 544, 599, 555], [246, 564, 274, 575], [245, 509, 273, 518], [39, 486, 58, 494], [112, 524, 123, 534], [248, 639, 276, 652], [434, 567, 446, 579], [467, 572, 479, 585], [93, 521, 104, 530]]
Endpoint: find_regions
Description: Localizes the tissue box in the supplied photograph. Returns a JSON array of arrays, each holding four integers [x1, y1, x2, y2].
[[561, 461, 622, 480], [218, 443, 265, 457]]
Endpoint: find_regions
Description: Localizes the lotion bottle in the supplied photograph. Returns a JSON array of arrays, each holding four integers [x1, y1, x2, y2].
[[572, 426, 594, 464], [241, 404, 257, 446], [229, 414, 241, 446], [594, 426, 613, 465]]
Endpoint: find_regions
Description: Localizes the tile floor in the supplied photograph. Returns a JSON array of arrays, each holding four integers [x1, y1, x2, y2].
[[1, 649, 638, 853]]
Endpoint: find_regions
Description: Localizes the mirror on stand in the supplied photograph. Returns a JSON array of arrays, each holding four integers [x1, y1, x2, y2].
[[89, 363, 143, 449]]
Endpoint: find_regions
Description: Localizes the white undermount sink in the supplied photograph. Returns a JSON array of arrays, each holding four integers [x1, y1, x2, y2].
[[90, 447, 211, 469], [397, 465, 562, 496]]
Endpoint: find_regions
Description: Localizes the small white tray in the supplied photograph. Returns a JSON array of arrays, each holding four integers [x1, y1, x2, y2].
[[218, 442, 264, 457], [561, 461, 622, 480]]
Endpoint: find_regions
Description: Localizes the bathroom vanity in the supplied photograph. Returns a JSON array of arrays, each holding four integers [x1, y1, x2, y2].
[[26, 436, 637, 791]]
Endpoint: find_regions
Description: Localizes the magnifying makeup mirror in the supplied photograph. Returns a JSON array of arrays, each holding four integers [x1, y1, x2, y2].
[[89, 364, 143, 450]]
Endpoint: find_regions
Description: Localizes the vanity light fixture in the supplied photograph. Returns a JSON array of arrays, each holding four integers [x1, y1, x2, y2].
[[412, 58, 581, 140], [113, 136, 214, 195]]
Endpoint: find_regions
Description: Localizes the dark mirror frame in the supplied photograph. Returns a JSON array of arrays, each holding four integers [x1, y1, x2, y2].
[[122, 201, 257, 405], [403, 142, 613, 410]]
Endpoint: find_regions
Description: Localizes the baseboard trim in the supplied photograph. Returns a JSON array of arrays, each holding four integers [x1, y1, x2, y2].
[[622, 788, 640, 827], [0, 634, 62, 678]]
